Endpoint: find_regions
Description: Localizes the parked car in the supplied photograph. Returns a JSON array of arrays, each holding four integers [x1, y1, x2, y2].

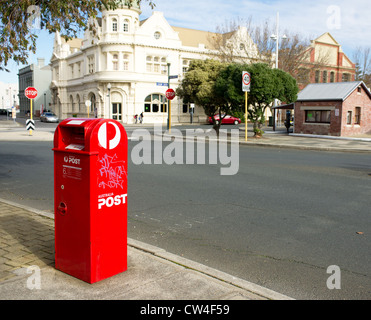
[[40, 112, 59, 123], [208, 114, 241, 125]]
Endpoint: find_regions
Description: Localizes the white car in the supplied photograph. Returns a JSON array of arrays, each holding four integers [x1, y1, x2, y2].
[[40, 112, 59, 123]]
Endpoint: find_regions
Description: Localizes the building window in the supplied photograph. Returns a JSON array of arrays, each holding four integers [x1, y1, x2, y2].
[[347, 111, 352, 125], [297, 68, 309, 84], [123, 54, 129, 70], [330, 71, 335, 83], [88, 56, 95, 74], [355, 107, 361, 125], [112, 18, 118, 32], [54, 67, 59, 80], [305, 110, 331, 123], [183, 103, 189, 113], [315, 70, 320, 83], [146, 56, 167, 74], [123, 19, 129, 32], [154, 31, 161, 40], [112, 53, 118, 70], [144, 94, 167, 113], [322, 70, 328, 83], [342, 73, 351, 82], [182, 59, 192, 74]]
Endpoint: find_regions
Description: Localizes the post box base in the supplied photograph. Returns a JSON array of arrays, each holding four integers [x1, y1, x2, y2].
[[55, 254, 127, 284]]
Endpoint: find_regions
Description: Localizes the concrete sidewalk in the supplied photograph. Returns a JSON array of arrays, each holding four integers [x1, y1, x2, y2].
[[0, 199, 292, 300]]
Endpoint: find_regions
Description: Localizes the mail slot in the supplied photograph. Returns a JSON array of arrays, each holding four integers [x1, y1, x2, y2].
[[53, 118, 128, 283]]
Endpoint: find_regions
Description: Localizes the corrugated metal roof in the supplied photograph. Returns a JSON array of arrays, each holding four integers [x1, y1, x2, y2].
[[297, 81, 365, 101]]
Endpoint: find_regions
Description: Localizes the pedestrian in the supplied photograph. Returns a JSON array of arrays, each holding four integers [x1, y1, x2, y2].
[[140, 112, 143, 124], [134, 114, 138, 124]]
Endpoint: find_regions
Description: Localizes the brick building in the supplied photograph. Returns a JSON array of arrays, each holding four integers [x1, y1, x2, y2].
[[296, 33, 356, 90], [294, 81, 371, 137]]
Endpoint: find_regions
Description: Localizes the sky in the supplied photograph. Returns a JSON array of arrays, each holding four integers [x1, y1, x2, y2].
[[1, 0, 370, 84]]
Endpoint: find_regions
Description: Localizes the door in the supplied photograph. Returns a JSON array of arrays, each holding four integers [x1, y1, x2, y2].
[[112, 103, 122, 120]]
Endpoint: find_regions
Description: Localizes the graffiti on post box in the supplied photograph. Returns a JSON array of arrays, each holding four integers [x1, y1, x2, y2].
[[97, 153, 127, 190]]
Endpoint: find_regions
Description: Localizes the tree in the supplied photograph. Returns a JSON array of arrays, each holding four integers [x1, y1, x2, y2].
[[209, 17, 330, 88], [353, 46, 371, 88], [176, 59, 228, 136], [0, 0, 155, 71], [214, 63, 298, 137]]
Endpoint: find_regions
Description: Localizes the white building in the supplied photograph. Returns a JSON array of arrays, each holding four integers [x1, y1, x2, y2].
[[18, 58, 52, 115], [0, 81, 18, 113], [50, 1, 259, 124]]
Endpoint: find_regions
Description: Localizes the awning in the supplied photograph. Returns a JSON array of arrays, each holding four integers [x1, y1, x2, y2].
[[272, 103, 294, 109]]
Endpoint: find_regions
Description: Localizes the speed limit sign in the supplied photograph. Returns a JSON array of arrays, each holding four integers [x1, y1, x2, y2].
[[242, 72, 251, 92]]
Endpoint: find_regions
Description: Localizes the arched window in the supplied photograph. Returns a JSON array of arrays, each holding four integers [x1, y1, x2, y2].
[[123, 54, 129, 71], [144, 94, 167, 113], [69, 95, 74, 112], [112, 18, 118, 32], [112, 53, 118, 70], [89, 93, 96, 113], [76, 94, 81, 112], [123, 19, 129, 32], [330, 71, 335, 83]]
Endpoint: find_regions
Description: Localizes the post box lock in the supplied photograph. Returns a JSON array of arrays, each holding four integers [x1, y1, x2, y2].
[[57, 202, 67, 215]]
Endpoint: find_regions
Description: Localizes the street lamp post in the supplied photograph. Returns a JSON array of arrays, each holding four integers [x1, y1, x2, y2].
[[167, 61, 171, 131], [270, 12, 287, 129], [270, 12, 288, 70]]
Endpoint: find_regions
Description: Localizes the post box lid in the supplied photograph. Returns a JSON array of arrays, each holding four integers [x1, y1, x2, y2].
[[53, 118, 127, 154]]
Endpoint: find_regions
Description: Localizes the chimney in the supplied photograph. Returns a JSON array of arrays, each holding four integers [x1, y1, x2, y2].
[[37, 58, 45, 68]]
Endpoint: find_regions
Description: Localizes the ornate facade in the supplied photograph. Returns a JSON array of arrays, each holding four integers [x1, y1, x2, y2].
[[49, 3, 258, 124]]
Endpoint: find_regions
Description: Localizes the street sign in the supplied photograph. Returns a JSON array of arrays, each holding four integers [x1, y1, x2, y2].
[[242, 71, 251, 92], [169, 75, 178, 79], [156, 82, 168, 87], [165, 88, 175, 100], [25, 87, 38, 99], [26, 119, 35, 131]]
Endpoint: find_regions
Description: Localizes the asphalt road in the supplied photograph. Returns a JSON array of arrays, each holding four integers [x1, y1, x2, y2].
[[0, 132, 370, 300]]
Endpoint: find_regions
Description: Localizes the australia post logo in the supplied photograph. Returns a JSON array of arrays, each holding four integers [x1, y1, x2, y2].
[[98, 193, 127, 210], [98, 121, 121, 150], [64, 155, 80, 165]]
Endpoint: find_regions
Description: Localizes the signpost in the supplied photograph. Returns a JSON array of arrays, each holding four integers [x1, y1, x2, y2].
[[85, 100, 91, 118], [11, 106, 16, 123], [165, 88, 175, 133], [242, 72, 251, 141], [25, 87, 38, 136]]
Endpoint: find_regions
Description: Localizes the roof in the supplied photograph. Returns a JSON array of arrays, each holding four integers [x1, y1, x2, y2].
[[172, 26, 216, 49], [297, 81, 371, 101]]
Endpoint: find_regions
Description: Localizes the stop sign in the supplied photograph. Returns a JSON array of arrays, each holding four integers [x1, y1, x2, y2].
[[25, 87, 38, 99], [165, 88, 175, 100]]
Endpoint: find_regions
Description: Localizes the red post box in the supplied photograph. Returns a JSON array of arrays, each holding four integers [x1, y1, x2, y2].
[[53, 118, 128, 283]]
